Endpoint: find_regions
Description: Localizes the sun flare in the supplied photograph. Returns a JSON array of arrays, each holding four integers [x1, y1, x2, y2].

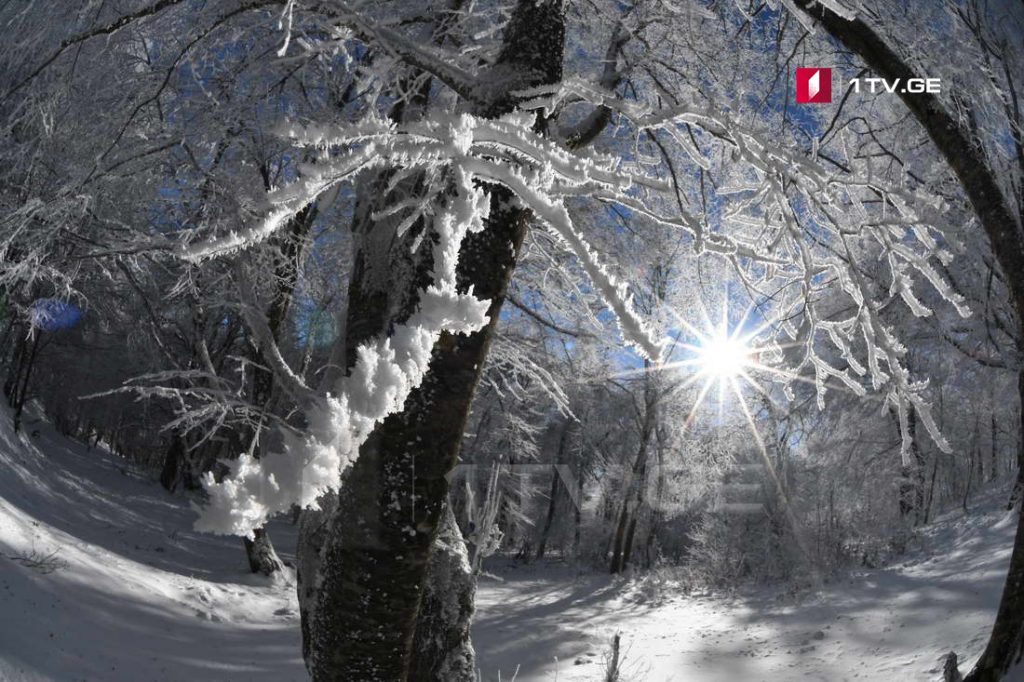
[[695, 327, 752, 380], [611, 301, 804, 417]]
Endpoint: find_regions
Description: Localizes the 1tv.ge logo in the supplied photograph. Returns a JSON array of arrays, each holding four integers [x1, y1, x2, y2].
[[796, 67, 941, 104], [796, 68, 831, 104]]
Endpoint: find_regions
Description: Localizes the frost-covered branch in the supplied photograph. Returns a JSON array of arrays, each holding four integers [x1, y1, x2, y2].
[[233, 262, 317, 407], [322, 1, 483, 105], [196, 161, 491, 535], [192, 105, 691, 533], [188, 111, 674, 360], [518, 75, 970, 457]]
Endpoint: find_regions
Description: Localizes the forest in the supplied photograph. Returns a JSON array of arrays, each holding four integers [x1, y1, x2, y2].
[[1, 0, 1023, 680]]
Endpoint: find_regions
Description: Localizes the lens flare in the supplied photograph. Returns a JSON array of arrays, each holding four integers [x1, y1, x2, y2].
[[609, 301, 832, 590], [695, 327, 751, 380]]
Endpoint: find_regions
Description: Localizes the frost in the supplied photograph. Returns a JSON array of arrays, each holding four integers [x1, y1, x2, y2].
[[191, 41, 973, 530], [196, 169, 491, 536], [191, 106, 681, 534]]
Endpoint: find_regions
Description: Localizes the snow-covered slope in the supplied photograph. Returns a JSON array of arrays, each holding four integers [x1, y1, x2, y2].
[[0, 407, 1015, 681], [0, 409, 304, 682], [473, 493, 1017, 682]]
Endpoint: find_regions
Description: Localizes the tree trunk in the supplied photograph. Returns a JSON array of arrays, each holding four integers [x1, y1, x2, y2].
[[944, 652, 965, 682], [964, 369, 1024, 681], [299, 493, 478, 680], [965, 418, 980, 514], [3, 325, 25, 402], [898, 404, 927, 524], [536, 423, 569, 561], [643, 461, 665, 568], [991, 408, 999, 483], [409, 503, 476, 682], [306, 4, 565, 676], [621, 512, 641, 569], [296, 490, 337, 665], [573, 464, 583, 557], [1011, 372, 1024, 511], [308, 194, 534, 679], [610, 388, 656, 574], [965, 496, 1024, 681], [535, 469, 561, 562], [243, 527, 283, 576], [608, 504, 631, 574], [924, 455, 939, 525], [12, 331, 41, 432], [790, 7, 1024, 675], [159, 435, 185, 492]]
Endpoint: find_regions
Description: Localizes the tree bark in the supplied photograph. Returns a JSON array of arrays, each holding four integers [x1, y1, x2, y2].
[[409, 503, 476, 682], [242, 527, 283, 576], [308, 191, 533, 680], [306, 4, 566, 677], [296, 490, 337, 665]]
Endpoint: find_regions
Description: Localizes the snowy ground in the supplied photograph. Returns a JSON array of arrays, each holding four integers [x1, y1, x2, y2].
[[0, 410, 1014, 681], [0, 411, 305, 682], [472, 502, 1015, 682]]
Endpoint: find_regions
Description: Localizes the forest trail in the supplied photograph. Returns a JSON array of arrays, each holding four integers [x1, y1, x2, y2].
[[473, 493, 1015, 682], [0, 408, 1013, 682]]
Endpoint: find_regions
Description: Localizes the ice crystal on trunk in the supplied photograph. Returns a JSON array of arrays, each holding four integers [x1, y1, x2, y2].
[[196, 162, 491, 536]]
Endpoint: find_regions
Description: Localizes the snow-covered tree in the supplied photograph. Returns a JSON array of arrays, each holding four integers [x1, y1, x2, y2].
[[2, 0, 1018, 678]]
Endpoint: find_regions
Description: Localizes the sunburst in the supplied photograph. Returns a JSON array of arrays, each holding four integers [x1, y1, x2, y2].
[[666, 301, 771, 418], [661, 301, 821, 586], [691, 320, 754, 381]]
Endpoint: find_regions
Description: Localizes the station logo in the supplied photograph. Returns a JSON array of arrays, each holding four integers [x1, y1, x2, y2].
[[796, 67, 832, 104]]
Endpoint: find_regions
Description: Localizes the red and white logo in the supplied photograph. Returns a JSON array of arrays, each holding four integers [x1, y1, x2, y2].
[[796, 68, 832, 104]]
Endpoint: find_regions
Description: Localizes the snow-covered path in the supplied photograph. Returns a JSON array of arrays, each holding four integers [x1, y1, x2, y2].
[[0, 411, 305, 682], [473, 498, 1014, 682], [0, 409, 1014, 681]]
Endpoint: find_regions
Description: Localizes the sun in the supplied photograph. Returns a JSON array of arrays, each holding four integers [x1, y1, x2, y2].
[[612, 300, 797, 414], [671, 303, 764, 398], [695, 325, 752, 380]]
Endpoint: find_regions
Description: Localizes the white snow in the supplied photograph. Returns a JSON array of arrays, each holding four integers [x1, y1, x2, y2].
[[192, 110, 675, 536], [0, 407, 1015, 681], [0, 409, 304, 682], [196, 163, 492, 537], [472, 494, 1015, 681]]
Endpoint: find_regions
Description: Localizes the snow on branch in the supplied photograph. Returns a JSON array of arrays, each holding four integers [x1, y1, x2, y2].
[[193, 108, 688, 534], [521, 77, 964, 457], [322, 1, 483, 104], [462, 155, 664, 360], [181, 104, 756, 358], [178, 143, 384, 262], [234, 263, 318, 407], [196, 163, 491, 536]]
